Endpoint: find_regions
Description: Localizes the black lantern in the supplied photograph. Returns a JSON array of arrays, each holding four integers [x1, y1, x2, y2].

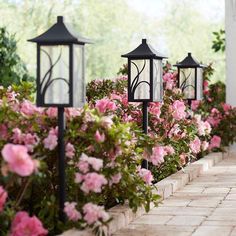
[[122, 39, 167, 102], [28, 16, 90, 223], [29, 16, 90, 107], [122, 39, 167, 169], [174, 53, 205, 104]]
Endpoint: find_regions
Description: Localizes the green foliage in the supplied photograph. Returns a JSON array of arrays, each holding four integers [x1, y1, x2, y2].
[[0, 27, 33, 87], [212, 29, 225, 53]]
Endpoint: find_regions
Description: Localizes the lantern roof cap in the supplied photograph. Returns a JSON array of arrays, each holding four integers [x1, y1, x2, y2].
[[28, 16, 92, 45], [174, 53, 206, 68], [121, 39, 167, 59]]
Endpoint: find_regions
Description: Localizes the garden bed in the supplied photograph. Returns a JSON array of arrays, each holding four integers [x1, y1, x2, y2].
[[61, 150, 229, 236]]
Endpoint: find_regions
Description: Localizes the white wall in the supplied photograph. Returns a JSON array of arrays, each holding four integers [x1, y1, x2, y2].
[[225, 0, 236, 106]]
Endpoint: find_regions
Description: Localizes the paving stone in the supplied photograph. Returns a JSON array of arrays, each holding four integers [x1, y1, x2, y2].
[[192, 226, 232, 236], [166, 215, 205, 226], [188, 199, 221, 208], [202, 221, 236, 226], [218, 201, 236, 208], [131, 214, 173, 225], [161, 198, 192, 207], [149, 206, 212, 216]]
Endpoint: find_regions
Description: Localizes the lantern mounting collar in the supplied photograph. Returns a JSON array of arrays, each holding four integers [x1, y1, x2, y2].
[[174, 52, 205, 68], [28, 16, 92, 45], [121, 38, 167, 59]]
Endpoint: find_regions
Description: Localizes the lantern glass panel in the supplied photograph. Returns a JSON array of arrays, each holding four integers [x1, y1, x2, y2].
[[179, 68, 196, 99], [73, 45, 85, 107], [153, 59, 163, 102], [196, 67, 203, 100], [40, 45, 70, 105], [130, 59, 150, 100]]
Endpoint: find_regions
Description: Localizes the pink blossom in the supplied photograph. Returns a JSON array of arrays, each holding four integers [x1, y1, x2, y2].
[[201, 141, 209, 151], [164, 146, 175, 155], [75, 173, 84, 183], [81, 173, 107, 193], [43, 134, 57, 150], [66, 143, 75, 158], [12, 128, 23, 143], [180, 153, 187, 165], [149, 102, 162, 117], [100, 116, 113, 129], [139, 168, 153, 185], [209, 135, 221, 150], [78, 153, 103, 172], [83, 203, 110, 225], [197, 120, 211, 136], [163, 73, 175, 90], [191, 100, 200, 111], [109, 173, 122, 185], [10, 211, 48, 236], [222, 103, 231, 113], [65, 108, 81, 118], [207, 116, 221, 127], [190, 137, 201, 154], [171, 100, 186, 120], [0, 186, 7, 212], [2, 144, 35, 176], [149, 146, 166, 165], [46, 107, 57, 117], [20, 100, 41, 116], [94, 130, 105, 143], [0, 124, 8, 140], [64, 202, 81, 221], [95, 98, 116, 113]]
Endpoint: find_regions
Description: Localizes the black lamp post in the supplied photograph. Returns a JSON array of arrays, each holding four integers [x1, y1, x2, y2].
[[122, 39, 167, 169], [28, 16, 90, 222], [174, 53, 205, 107]]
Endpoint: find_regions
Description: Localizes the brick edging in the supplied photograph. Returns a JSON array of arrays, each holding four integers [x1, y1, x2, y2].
[[61, 150, 228, 236]]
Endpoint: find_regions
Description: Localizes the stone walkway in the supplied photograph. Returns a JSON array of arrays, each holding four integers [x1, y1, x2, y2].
[[113, 156, 236, 236]]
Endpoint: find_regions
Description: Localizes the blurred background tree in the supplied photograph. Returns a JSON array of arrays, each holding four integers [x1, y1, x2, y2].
[[0, 0, 225, 83]]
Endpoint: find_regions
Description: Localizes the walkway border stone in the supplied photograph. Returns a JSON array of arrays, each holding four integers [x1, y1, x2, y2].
[[61, 149, 230, 236]]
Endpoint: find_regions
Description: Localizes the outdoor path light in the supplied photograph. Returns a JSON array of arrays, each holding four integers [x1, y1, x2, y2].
[[28, 16, 90, 222], [174, 53, 206, 107], [122, 39, 167, 169]]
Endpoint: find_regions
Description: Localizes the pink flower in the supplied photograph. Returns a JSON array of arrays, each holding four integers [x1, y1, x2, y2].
[[94, 130, 105, 143], [2, 144, 35, 176], [149, 146, 166, 165], [12, 128, 23, 143], [222, 103, 231, 113], [191, 100, 200, 111], [209, 135, 221, 150], [0, 124, 8, 140], [43, 134, 57, 150], [46, 107, 57, 117], [139, 168, 153, 185], [78, 153, 103, 172], [83, 203, 110, 225], [100, 116, 113, 129], [201, 141, 209, 151], [149, 102, 162, 117], [109, 173, 122, 185], [10, 211, 48, 236], [64, 202, 81, 222], [95, 98, 116, 113], [171, 100, 186, 120], [164, 146, 175, 155], [75, 173, 84, 183], [190, 137, 201, 154], [66, 143, 75, 158], [81, 173, 107, 193], [20, 100, 41, 116], [163, 73, 175, 90], [197, 120, 211, 136], [65, 108, 81, 118], [0, 186, 7, 212]]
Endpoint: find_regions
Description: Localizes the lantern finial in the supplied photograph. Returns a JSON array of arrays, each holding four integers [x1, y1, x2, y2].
[[57, 16, 63, 23], [142, 39, 147, 44]]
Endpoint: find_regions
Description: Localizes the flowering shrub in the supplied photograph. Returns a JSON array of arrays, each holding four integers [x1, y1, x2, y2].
[[0, 86, 159, 235]]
